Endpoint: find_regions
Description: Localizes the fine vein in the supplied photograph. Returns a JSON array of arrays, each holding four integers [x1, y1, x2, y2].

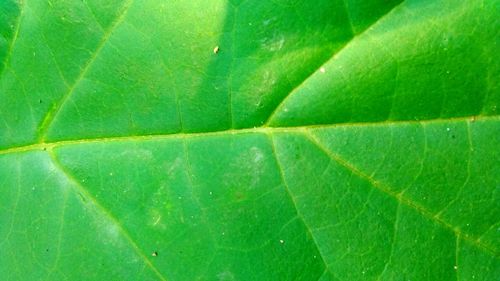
[[0, 0, 25, 79], [36, 0, 135, 141], [48, 149, 168, 281], [264, 0, 406, 125], [267, 133, 330, 276], [303, 131, 499, 257]]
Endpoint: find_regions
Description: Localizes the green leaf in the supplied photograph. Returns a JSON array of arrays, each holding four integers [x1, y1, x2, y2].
[[0, 0, 498, 280]]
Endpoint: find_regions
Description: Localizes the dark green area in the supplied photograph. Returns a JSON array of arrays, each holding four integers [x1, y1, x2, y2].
[[0, 0, 498, 280]]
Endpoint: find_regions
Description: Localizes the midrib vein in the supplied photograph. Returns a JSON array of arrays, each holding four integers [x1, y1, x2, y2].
[[0, 115, 497, 156]]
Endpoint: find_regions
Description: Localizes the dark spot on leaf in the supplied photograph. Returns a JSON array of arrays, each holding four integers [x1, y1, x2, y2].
[[234, 191, 246, 201]]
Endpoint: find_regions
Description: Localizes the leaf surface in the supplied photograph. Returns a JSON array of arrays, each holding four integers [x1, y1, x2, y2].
[[0, 0, 499, 280]]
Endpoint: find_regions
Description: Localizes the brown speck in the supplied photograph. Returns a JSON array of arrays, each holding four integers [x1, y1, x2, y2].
[[213, 46, 220, 54], [152, 251, 158, 257], [234, 191, 246, 201]]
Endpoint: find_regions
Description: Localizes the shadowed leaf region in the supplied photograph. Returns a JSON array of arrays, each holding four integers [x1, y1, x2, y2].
[[0, 0, 498, 280]]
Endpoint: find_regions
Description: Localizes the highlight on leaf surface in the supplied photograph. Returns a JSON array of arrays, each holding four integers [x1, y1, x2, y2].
[[0, 0, 498, 280]]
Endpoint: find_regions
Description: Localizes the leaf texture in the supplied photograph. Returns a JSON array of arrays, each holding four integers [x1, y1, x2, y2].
[[0, 0, 498, 280]]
